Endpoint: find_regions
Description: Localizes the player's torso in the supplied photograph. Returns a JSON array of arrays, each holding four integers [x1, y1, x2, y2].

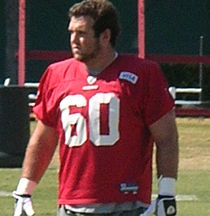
[[47, 56, 153, 204], [51, 57, 147, 154]]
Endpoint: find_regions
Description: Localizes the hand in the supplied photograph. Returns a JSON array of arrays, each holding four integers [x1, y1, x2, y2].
[[156, 195, 176, 216], [13, 191, 35, 216], [139, 199, 156, 216], [139, 195, 176, 216]]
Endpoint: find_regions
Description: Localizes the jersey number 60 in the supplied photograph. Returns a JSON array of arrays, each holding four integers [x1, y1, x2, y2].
[[60, 93, 120, 147]]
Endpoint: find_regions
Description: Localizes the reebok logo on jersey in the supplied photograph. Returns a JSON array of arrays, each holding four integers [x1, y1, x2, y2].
[[120, 182, 138, 194], [119, 71, 138, 84]]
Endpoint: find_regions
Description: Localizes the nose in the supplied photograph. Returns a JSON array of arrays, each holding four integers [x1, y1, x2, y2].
[[70, 32, 78, 44]]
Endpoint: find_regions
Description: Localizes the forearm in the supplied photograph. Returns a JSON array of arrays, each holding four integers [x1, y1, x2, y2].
[[149, 109, 179, 179], [13, 120, 58, 216], [21, 120, 58, 183], [156, 140, 179, 179], [22, 138, 57, 183]]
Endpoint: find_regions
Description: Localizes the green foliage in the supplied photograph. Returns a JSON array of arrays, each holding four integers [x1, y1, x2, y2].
[[161, 64, 200, 87], [161, 64, 210, 101]]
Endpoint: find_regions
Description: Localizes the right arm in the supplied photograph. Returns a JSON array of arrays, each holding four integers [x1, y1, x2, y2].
[[21, 120, 58, 183], [13, 120, 58, 216]]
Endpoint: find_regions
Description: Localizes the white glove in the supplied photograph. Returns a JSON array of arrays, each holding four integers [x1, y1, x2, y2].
[[13, 178, 37, 216], [139, 199, 156, 216], [13, 192, 35, 216], [156, 195, 176, 216], [139, 195, 176, 216], [140, 177, 177, 216]]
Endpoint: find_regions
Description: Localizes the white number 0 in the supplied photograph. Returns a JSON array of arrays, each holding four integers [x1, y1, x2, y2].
[[59, 93, 120, 147]]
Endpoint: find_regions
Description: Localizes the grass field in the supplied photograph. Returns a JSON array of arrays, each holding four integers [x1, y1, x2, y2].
[[0, 117, 210, 215]]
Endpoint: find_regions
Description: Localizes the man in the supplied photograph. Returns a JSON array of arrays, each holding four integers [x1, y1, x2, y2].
[[13, 0, 179, 215]]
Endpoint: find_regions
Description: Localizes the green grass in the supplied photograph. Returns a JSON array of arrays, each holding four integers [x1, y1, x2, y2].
[[0, 117, 210, 215], [0, 168, 58, 215]]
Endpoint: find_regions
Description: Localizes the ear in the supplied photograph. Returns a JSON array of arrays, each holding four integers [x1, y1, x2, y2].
[[99, 28, 111, 46]]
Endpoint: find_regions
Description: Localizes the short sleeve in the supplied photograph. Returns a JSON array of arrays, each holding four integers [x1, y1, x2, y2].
[[32, 66, 57, 127], [143, 62, 174, 126]]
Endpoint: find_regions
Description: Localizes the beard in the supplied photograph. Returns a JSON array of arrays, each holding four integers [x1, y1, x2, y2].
[[72, 39, 101, 63]]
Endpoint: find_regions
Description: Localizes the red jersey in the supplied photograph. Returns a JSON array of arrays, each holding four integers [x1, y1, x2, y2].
[[33, 54, 174, 205]]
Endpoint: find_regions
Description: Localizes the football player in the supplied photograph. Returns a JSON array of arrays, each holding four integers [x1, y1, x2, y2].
[[13, 0, 178, 215]]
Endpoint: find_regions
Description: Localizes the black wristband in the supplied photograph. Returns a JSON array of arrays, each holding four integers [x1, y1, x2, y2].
[[158, 195, 175, 199], [15, 193, 31, 198]]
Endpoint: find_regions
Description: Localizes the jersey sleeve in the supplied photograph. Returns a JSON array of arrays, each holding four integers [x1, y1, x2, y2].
[[32, 66, 57, 128], [143, 62, 174, 126]]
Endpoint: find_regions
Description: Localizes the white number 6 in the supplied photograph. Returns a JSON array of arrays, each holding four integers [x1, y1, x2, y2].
[[60, 93, 120, 147]]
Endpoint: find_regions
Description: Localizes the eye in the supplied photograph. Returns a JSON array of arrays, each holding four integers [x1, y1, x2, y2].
[[77, 30, 86, 36]]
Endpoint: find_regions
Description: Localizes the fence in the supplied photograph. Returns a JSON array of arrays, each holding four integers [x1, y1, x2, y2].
[[23, 82, 210, 118], [169, 87, 202, 106]]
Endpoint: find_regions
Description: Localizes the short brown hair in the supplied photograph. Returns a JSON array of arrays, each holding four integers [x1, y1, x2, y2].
[[69, 0, 120, 47]]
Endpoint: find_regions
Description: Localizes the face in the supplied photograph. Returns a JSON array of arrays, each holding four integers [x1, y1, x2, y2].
[[68, 16, 101, 62]]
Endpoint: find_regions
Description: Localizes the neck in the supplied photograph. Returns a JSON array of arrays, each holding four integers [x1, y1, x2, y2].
[[86, 49, 118, 76]]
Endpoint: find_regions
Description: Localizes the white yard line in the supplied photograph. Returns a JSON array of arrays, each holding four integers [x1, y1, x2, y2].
[[0, 191, 12, 197], [0, 191, 198, 201], [152, 194, 198, 201]]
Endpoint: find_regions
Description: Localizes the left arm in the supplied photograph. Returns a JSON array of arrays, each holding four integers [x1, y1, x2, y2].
[[149, 108, 179, 179], [140, 109, 178, 216]]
